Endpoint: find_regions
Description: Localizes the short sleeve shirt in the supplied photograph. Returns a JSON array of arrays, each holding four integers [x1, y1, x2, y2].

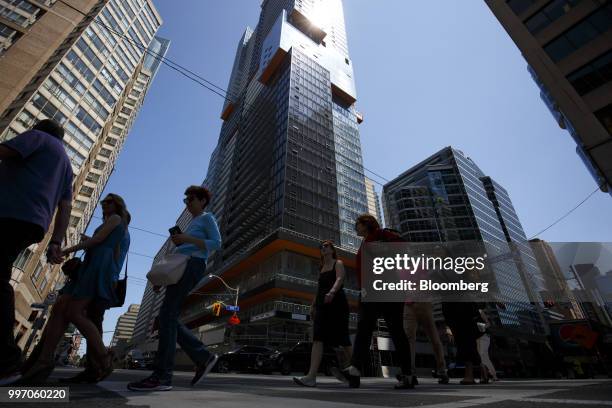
[[0, 130, 73, 232]]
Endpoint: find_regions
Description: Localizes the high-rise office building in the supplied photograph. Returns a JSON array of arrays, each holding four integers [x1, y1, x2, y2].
[[111, 303, 140, 348], [382, 147, 547, 365], [0, 0, 166, 350], [571, 264, 612, 327], [364, 176, 383, 225], [529, 238, 584, 320], [135, 0, 368, 349], [485, 0, 612, 196]]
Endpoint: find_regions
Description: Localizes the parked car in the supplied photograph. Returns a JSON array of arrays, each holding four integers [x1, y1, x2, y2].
[[123, 349, 147, 370], [215, 345, 276, 373], [256, 341, 340, 375]]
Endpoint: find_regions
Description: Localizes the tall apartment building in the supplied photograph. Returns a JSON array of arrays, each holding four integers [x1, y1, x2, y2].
[[364, 176, 383, 225], [134, 0, 368, 349], [382, 147, 548, 367], [0, 0, 167, 350], [485, 0, 612, 196], [111, 303, 140, 348]]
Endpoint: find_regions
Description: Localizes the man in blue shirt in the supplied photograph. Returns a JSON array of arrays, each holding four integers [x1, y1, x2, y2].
[[0, 120, 73, 385], [128, 185, 222, 392]]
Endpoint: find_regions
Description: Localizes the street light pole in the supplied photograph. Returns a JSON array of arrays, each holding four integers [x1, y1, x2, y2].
[[207, 274, 240, 307]]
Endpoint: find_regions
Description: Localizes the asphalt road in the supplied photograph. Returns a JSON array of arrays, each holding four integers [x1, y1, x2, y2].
[[1, 368, 611, 408]]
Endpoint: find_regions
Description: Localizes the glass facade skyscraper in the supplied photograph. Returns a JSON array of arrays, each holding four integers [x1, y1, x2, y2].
[[205, 0, 367, 259], [134, 0, 368, 349], [382, 147, 547, 341]]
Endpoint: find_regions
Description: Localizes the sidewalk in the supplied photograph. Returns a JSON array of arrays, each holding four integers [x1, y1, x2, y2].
[[4, 368, 611, 408]]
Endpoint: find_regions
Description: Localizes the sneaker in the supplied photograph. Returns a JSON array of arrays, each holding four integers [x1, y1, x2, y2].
[[329, 366, 348, 383], [191, 353, 218, 386], [394, 375, 416, 389], [293, 376, 316, 387], [396, 374, 418, 386], [342, 366, 360, 388], [127, 376, 172, 392]]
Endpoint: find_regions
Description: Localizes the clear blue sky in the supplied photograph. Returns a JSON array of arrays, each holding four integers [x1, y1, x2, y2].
[[85, 1, 612, 347]]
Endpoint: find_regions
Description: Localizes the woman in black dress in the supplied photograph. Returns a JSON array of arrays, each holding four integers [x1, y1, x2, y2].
[[294, 240, 352, 387]]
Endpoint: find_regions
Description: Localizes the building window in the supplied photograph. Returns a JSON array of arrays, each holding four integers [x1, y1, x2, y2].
[[525, 0, 583, 35], [30, 261, 43, 283], [39, 275, 48, 293], [80, 185, 94, 197], [566, 50, 612, 95], [543, 6, 612, 62], [15, 109, 36, 129], [31, 93, 67, 124]]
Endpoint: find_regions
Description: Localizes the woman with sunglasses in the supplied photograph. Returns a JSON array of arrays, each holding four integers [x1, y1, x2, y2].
[[128, 185, 221, 392], [294, 240, 352, 387], [21, 194, 130, 383]]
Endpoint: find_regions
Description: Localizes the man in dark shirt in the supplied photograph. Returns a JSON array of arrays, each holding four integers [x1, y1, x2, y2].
[[0, 120, 73, 385]]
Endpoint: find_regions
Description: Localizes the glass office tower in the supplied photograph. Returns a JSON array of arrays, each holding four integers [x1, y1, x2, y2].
[[134, 0, 368, 350], [382, 147, 547, 370], [208, 0, 368, 258]]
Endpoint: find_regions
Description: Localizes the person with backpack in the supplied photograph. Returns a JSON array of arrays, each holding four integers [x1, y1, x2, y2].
[[0, 120, 73, 385], [343, 214, 415, 389]]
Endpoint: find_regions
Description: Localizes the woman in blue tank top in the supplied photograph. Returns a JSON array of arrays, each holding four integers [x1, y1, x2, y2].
[[21, 194, 130, 383]]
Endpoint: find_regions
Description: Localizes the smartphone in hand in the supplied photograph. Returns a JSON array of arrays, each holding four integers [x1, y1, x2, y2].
[[169, 226, 182, 236]]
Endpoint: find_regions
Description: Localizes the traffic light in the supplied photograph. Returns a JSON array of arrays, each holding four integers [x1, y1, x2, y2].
[[228, 313, 240, 326], [212, 302, 222, 316]]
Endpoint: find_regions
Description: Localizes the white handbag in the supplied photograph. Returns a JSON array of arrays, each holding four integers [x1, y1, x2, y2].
[[146, 252, 190, 286]]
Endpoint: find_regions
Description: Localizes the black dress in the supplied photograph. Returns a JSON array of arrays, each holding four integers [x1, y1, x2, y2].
[[313, 261, 351, 347]]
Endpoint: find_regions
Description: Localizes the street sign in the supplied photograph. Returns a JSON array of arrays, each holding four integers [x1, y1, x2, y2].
[[226, 305, 240, 312]]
